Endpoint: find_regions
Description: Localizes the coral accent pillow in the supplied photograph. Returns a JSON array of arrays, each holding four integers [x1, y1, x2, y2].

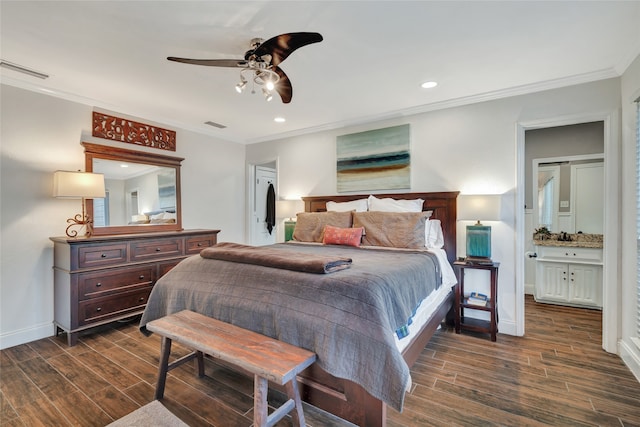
[[322, 225, 364, 247]]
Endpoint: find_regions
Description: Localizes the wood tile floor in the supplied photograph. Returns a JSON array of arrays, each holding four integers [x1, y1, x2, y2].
[[1, 296, 639, 426]]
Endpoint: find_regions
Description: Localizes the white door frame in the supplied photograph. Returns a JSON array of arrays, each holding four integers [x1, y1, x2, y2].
[[516, 111, 620, 353]]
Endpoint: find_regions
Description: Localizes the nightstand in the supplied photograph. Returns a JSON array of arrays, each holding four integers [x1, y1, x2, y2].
[[453, 261, 499, 341]]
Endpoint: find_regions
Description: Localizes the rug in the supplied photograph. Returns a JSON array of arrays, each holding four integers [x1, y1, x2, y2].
[[106, 400, 188, 427]]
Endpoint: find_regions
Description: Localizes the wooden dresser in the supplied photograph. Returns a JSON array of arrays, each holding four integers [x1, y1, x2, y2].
[[50, 229, 220, 346]]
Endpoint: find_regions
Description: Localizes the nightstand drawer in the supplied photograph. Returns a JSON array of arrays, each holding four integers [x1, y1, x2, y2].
[[186, 234, 217, 254], [78, 286, 152, 326], [130, 238, 183, 261], [78, 265, 155, 300], [77, 243, 128, 268]]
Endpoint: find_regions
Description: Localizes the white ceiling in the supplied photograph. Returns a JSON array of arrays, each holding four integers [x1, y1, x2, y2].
[[1, 1, 639, 144]]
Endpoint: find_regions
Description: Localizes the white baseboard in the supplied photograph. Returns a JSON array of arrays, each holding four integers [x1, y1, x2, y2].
[[619, 338, 640, 383], [498, 318, 518, 336], [0, 322, 55, 350]]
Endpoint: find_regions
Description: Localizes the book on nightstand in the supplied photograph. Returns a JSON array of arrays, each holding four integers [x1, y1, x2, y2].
[[466, 292, 489, 306]]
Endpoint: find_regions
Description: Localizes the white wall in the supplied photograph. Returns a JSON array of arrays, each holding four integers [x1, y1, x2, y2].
[[619, 54, 640, 380], [0, 84, 246, 349], [247, 78, 623, 338]]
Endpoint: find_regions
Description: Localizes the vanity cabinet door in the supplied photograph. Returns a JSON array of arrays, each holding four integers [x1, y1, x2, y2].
[[536, 262, 569, 302], [567, 264, 602, 307]]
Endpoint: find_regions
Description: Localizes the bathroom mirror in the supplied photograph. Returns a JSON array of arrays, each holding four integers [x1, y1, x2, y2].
[[83, 142, 183, 235], [534, 154, 604, 234]]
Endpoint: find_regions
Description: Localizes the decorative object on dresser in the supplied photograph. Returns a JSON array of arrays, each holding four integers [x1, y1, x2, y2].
[[457, 194, 501, 264], [276, 199, 303, 242], [92, 111, 177, 151], [50, 229, 219, 346], [52, 170, 106, 238], [454, 261, 499, 341]]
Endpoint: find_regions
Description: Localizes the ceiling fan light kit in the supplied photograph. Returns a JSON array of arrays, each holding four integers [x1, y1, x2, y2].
[[168, 32, 323, 104]]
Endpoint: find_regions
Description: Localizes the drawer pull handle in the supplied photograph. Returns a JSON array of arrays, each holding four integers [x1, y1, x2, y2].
[[197, 243, 202, 247], [156, 248, 161, 252], [101, 253, 107, 258], [139, 297, 145, 302], [96, 283, 102, 287], [96, 307, 102, 312], [139, 275, 145, 279]]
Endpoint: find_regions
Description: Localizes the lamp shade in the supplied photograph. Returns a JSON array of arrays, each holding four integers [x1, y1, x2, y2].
[[276, 199, 304, 219], [458, 194, 501, 222], [53, 171, 106, 199]]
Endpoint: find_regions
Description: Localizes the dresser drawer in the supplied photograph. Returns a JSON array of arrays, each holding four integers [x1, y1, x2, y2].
[[185, 234, 217, 254], [78, 286, 152, 326], [78, 265, 155, 300], [158, 259, 184, 278], [130, 238, 183, 261], [77, 243, 128, 268]]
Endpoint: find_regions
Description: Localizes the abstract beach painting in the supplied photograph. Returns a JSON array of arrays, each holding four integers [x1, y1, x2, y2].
[[336, 124, 410, 192]]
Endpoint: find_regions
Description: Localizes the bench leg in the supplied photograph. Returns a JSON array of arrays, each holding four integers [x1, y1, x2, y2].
[[196, 350, 204, 377], [155, 336, 172, 400], [254, 375, 269, 427], [285, 379, 306, 427]]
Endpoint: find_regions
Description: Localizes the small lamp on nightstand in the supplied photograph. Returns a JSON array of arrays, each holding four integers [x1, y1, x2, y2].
[[276, 199, 304, 241], [458, 194, 501, 264]]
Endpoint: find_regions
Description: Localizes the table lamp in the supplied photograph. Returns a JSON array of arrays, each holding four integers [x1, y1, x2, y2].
[[458, 194, 501, 263], [53, 170, 106, 238], [276, 199, 303, 241]]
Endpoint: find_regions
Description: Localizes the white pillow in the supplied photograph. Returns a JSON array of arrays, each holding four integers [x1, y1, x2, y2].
[[150, 212, 165, 220], [425, 219, 445, 248], [326, 198, 368, 212], [164, 212, 177, 220], [368, 195, 424, 212]]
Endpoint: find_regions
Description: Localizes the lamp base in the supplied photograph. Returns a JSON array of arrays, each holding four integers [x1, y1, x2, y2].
[[284, 220, 296, 242], [466, 224, 491, 259]]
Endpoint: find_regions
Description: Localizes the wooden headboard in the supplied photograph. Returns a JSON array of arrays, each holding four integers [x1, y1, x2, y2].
[[302, 191, 459, 264]]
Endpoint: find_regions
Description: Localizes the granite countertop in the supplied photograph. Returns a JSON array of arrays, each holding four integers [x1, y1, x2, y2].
[[533, 233, 603, 248]]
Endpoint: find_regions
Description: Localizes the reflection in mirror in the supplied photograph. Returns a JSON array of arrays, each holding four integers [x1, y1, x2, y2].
[[534, 156, 604, 234], [92, 159, 177, 227], [83, 142, 183, 236]]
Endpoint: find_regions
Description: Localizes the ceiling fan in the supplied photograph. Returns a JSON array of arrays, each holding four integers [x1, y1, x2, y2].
[[167, 32, 323, 104]]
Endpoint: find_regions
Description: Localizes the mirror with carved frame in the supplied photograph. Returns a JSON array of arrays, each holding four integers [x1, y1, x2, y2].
[[83, 142, 184, 235]]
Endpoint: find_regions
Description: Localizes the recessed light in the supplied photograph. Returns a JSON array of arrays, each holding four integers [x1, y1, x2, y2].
[[421, 81, 438, 89], [274, 117, 285, 123]]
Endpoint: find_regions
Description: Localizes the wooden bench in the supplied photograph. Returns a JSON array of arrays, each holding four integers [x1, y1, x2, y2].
[[146, 310, 316, 427]]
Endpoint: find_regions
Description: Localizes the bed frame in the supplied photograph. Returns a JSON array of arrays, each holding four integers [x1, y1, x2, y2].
[[295, 191, 459, 427]]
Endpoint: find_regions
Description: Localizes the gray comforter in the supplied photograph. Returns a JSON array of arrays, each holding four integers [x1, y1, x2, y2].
[[139, 242, 441, 411]]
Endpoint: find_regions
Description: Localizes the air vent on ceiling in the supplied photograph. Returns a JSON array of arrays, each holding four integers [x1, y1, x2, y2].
[[0, 60, 49, 79], [204, 121, 227, 129]]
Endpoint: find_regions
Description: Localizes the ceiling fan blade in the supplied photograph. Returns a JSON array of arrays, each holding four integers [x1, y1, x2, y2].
[[167, 57, 247, 68], [273, 66, 292, 104], [253, 32, 323, 67]]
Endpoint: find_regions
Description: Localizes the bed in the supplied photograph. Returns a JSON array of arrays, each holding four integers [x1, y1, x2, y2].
[[140, 191, 458, 427]]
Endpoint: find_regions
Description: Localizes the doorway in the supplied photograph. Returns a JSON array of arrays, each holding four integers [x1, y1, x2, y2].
[[516, 114, 620, 353], [248, 162, 278, 246]]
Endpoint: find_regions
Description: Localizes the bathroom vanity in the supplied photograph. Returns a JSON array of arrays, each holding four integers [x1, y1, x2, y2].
[[533, 234, 603, 309]]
